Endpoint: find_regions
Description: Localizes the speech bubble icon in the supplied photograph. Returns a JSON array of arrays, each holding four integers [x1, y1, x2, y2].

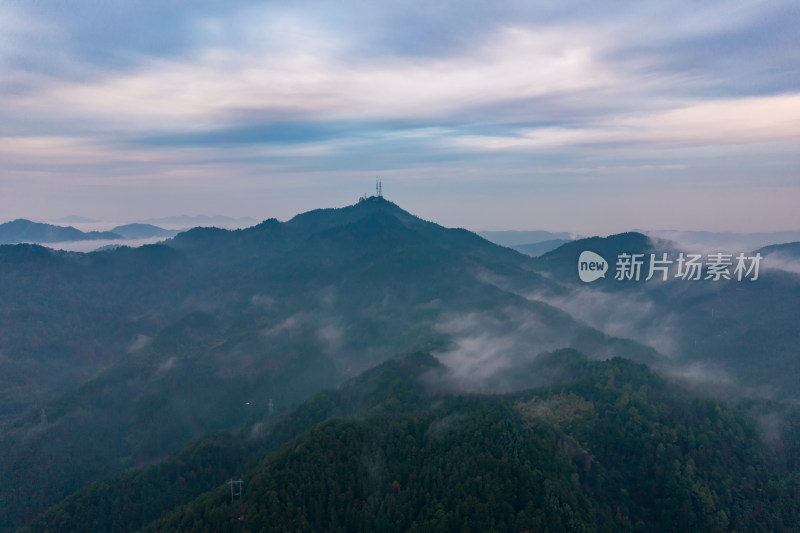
[[578, 251, 608, 283]]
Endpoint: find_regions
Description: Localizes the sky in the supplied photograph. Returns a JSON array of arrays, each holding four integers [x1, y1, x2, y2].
[[1, 0, 798, 234]]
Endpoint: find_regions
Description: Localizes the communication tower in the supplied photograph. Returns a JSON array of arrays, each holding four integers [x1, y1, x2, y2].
[[230, 479, 243, 502]]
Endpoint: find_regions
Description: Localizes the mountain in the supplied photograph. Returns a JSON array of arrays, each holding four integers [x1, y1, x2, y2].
[[759, 241, 800, 260], [138, 214, 257, 229], [1, 197, 799, 531], [0, 219, 122, 244], [110, 223, 178, 239], [150, 356, 799, 533], [530, 232, 800, 401], [27, 351, 800, 532], [478, 230, 578, 247], [513, 238, 571, 257], [533, 231, 657, 286], [0, 198, 664, 530]]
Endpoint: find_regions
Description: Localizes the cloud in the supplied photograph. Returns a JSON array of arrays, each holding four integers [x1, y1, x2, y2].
[[261, 314, 305, 337], [528, 287, 683, 358], [670, 360, 733, 386], [128, 334, 152, 353], [447, 93, 800, 152], [316, 321, 344, 354], [0, 136, 172, 167], [0, 1, 797, 231], [3, 24, 615, 133], [433, 325, 517, 386], [430, 307, 579, 391], [762, 253, 800, 276]]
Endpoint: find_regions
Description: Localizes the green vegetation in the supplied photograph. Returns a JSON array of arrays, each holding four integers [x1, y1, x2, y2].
[[23, 353, 800, 533]]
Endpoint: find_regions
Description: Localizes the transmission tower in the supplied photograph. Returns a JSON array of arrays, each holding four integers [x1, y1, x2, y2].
[[230, 479, 243, 502], [376, 177, 382, 197]]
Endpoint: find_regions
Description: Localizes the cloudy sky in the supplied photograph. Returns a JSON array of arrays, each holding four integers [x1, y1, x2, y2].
[[1, 0, 798, 234]]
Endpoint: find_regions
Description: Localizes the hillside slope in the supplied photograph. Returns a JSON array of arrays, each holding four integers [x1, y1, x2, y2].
[[26, 352, 799, 532]]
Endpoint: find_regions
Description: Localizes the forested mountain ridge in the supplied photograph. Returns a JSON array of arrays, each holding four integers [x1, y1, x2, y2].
[[24, 351, 800, 532]]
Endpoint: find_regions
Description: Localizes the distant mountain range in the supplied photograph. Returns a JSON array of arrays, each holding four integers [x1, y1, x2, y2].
[[477, 229, 579, 247], [481, 229, 800, 257], [52, 214, 257, 228], [9, 219, 797, 251], [511, 238, 572, 257], [138, 214, 257, 228], [109, 223, 178, 239], [477, 231, 581, 257], [0, 216, 258, 246], [0, 219, 123, 244], [0, 220, 179, 244]]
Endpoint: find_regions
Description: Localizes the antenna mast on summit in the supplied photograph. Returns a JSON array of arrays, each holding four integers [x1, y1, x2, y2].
[[376, 177, 382, 198]]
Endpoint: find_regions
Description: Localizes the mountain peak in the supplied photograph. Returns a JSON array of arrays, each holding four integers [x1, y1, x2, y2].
[[282, 196, 418, 240], [0, 219, 122, 244]]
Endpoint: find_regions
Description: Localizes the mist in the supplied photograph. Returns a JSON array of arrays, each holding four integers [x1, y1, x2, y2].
[[44, 237, 168, 252]]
